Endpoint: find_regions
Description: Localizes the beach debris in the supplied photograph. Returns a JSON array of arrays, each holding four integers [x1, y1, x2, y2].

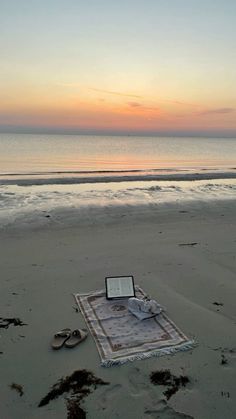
[[73, 306, 79, 313], [150, 369, 172, 385], [66, 397, 87, 419], [150, 369, 190, 400], [178, 242, 198, 247], [0, 317, 27, 329], [38, 369, 109, 418], [210, 346, 236, 354], [221, 354, 228, 365], [9, 382, 24, 397], [221, 391, 230, 398], [213, 301, 224, 306]]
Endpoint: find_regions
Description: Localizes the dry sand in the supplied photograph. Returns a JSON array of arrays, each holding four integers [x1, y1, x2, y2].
[[0, 199, 236, 419]]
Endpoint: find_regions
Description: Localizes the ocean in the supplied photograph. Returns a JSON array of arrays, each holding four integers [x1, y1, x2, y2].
[[1, 133, 236, 179], [0, 133, 236, 229]]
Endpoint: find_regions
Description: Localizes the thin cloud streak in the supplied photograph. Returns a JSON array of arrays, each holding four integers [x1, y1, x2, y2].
[[56, 84, 199, 108], [89, 88, 142, 98], [127, 102, 160, 112], [128, 102, 142, 107], [172, 100, 200, 107], [57, 83, 143, 98], [198, 107, 235, 116]]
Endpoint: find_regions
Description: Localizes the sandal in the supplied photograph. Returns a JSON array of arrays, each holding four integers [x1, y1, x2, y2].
[[64, 328, 88, 348], [51, 328, 71, 349]]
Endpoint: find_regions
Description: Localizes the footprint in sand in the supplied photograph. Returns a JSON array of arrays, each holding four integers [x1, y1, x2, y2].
[[128, 367, 151, 396], [145, 399, 194, 418], [127, 366, 165, 415], [98, 384, 122, 410]]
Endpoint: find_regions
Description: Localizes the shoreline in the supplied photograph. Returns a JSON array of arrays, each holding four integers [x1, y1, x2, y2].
[[1, 178, 236, 233], [1, 169, 236, 186]]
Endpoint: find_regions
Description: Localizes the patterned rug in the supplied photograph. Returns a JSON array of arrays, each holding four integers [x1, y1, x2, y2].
[[74, 287, 194, 367]]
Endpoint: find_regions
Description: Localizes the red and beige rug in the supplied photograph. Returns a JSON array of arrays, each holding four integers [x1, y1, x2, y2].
[[74, 287, 195, 367]]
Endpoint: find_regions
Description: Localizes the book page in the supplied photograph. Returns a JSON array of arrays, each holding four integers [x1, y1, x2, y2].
[[106, 276, 134, 298]]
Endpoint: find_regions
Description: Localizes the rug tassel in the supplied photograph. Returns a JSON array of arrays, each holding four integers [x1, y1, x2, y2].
[[101, 340, 196, 367]]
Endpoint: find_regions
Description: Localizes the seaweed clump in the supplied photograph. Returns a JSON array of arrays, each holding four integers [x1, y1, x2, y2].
[[9, 382, 24, 397], [221, 354, 228, 365], [66, 397, 87, 419], [38, 369, 109, 418], [0, 317, 27, 329], [150, 369, 190, 400]]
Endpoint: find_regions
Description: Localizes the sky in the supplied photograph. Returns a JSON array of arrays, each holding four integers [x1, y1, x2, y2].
[[0, 0, 236, 137]]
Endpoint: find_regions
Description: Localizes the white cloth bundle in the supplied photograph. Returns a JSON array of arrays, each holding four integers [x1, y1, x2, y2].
[[128, 297, 163, 320]]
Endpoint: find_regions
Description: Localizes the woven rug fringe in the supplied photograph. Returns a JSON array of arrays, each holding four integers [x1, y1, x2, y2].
[[101, 340, 196, 367]]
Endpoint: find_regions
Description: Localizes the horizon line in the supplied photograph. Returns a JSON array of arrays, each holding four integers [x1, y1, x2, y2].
[[0, 125, 236, 139]]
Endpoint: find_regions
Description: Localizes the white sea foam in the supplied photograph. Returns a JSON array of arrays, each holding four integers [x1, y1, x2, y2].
[[1, 168, 236, 186], [0, 179, 236, 230]]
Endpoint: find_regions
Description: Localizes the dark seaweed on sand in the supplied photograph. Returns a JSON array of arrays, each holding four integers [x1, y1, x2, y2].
[[9, 382, 24, 397], [150, 370, 172, 386], [66, 397, 87, 419], [178, 242, 198, 247], [221, 354, 228, 365], [38, 369, 109, 419], [0, 317, 27, 329], [213, 301, 223, 306], [150, 369, 190, 400]]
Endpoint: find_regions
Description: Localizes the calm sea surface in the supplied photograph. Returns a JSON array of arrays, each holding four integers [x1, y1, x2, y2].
[[0, 133, 236, 179]]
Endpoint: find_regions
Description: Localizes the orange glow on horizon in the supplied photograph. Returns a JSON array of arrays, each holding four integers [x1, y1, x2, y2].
[[0, 83, 235, 134]]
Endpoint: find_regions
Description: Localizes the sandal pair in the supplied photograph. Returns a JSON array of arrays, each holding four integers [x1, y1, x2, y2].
[[51, 328, 88, 349]]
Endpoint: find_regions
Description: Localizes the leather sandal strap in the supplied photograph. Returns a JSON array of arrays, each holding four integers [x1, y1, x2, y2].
[[55, 331, 70, 337], [72, 329, 81, 337]]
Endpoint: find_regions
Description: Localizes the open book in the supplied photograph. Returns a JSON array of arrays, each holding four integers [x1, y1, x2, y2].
[[105, 276, 135, 299]]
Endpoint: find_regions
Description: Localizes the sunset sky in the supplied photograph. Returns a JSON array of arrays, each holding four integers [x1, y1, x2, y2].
[[1, 0, 236, 136]]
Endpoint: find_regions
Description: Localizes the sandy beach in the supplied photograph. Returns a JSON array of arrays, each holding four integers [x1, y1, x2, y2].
[[1, 0, 236, 416], [1, 198, 236, 419]]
